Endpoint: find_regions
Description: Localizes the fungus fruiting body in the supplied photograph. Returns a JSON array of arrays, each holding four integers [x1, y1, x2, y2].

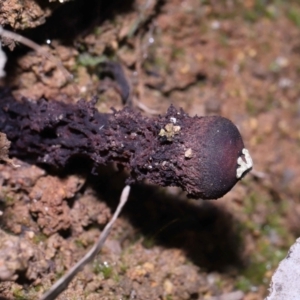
[[236, 148, 253, 179], [0, 89, 252, 199]]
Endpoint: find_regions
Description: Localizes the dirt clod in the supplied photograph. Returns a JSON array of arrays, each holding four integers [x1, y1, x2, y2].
[[29, 175, 84, 235]]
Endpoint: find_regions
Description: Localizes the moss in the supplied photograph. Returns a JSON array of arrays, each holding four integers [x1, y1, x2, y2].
[[74, 239, 86, 249], [243, 192, 259, 215], [154, 56, 169, 73], [171, 47, 185, 60], [55, 270, 65, 280], [215, 278, 225, 290], [93, 260, 113, 279], [245, 99, 258, 116], [237, 192, 293, 291], [3, 193, 15, 206], [101, 265, 113, 279], [113, 273, 120, 283], [142, 236, 156, 249], [269, 61, 281, 73], [33, 284, 43, 292], [12, 287, 28, 300], [94, 27, 102, 36], [287, 6, 300, 27], [32, 232, 47, 244], [241, 239, 286, 288], [214, 58, 227, 68], [242, 0, 280, 22], [219, 33, 229, 46], [120, 263, 128, 274], [77, 53, 107, 67], [235, 276, 253, 292]]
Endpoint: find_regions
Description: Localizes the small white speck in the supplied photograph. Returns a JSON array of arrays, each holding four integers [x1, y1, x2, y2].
[[275, 56, 289, 68], [80, 86, 87, 93], [170, 117, 177, 124], [149, 37, 154, 44], [250, 285, 258, 292], [99, 125, 104, 130], [46, 39, 51, 45], [211, 20, 221, 30], [103, 261, 109, 267], [278, 78, 293, 89], [184, 148, 193, 158], [45, 207, 49, 212], [27, 231, 34, 239], [43, 154, 49, 162]]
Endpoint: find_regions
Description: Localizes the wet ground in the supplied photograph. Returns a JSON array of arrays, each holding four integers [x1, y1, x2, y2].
[[1, 0, 300, 299]]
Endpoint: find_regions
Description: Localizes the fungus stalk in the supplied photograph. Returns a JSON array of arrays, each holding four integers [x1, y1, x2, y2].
[[0, 90, 252, 199]]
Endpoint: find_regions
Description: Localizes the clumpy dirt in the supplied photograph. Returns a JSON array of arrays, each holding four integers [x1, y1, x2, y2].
[[1, 0, 300, 299], [0, 0, 52, 31]]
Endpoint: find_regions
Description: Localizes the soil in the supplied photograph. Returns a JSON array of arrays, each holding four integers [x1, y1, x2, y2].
[[1, 0, 300, 299]]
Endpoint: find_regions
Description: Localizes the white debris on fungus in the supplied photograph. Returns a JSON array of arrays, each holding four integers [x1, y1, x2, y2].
[[184, 148, 193, 158], [236, 148, 253, 179], [159, 123, 181, 141], [170, 117, 177, 124]]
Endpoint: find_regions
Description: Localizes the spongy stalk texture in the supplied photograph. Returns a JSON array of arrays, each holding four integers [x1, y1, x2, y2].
[[0, 90, 244, 199]]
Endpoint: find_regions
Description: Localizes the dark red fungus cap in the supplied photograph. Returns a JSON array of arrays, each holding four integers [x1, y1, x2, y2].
[[180, 116, 247, 199]]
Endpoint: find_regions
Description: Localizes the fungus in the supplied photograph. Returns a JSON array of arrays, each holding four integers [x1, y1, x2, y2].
[[236, 148, 253, 179], [0, 89, 252, 199]]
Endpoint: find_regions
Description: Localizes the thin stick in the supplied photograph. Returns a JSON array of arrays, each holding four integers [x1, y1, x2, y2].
[[40, 185, 131, 300], [0, 26, 73, 82]]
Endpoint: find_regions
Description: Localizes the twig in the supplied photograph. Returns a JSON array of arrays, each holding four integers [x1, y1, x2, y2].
[[132, 96, 160, 115], [0, 26, 73, 82], [40, 185, 131, 300], [132, 30, 159, 115]]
